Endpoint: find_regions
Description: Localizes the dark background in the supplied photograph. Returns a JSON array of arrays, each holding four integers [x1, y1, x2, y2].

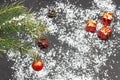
[[0, 0, 120, 80]]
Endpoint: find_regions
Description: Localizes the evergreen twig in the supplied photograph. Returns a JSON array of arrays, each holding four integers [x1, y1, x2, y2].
[[0, 2, 46, 58]]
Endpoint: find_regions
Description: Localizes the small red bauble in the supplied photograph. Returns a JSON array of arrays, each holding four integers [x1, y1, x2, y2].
[[32, 59, 44, 71], [101, 12, 113, 26], [86, 20, 97, 33], [37, 37, 50, 49], [98, 26, 112, 40]]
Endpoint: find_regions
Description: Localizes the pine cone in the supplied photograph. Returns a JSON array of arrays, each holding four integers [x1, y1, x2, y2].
[[37, 37, 50, 49], [48, 9, 56, 18]]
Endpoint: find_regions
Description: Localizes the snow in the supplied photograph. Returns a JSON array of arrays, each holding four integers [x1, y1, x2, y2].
[[7, 0, 120, 80]]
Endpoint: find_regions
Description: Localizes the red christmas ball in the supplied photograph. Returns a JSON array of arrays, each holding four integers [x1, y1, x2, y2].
[[37, 37, 50, 49], [32, 59, 44, 71]]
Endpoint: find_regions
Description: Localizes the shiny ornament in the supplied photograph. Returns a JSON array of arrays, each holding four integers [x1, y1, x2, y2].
[[86, 20, 97, 33], [101, 12, 113, 26], [98, 26, 112, 40], [32, 59, 44, 71]]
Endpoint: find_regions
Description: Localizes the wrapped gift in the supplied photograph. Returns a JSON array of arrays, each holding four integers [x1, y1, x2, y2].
[[86, 20, 97, 33], [101, 12, 113, 26], [98, 26, 112, 40]]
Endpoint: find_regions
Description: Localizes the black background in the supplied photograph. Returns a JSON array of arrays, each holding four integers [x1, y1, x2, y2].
[[0, 0, 120, 80]]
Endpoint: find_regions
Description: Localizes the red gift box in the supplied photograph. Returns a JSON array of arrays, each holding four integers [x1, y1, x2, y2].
[[98, 26, 112, 40], [101, 12, 113, 26], [86, 20, 97, 33]]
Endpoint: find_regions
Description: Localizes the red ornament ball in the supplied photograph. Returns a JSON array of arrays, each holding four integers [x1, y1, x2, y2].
[[37, 37, 50, 49], [32, 59, 44, 71]]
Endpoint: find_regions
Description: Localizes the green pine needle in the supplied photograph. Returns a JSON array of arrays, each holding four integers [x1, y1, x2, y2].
[[0, 2, 47, 57], [0, 6, 27, 25]]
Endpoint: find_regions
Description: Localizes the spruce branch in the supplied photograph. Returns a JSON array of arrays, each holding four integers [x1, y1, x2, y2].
[[0, 6, 27, 25], [0, 38, 39, 58], [0, 2, 47, 58]]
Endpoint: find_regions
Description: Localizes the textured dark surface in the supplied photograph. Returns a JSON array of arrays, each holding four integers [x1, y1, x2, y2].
[[0, 0, 120, 80], [0, 53, 14, 80]]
